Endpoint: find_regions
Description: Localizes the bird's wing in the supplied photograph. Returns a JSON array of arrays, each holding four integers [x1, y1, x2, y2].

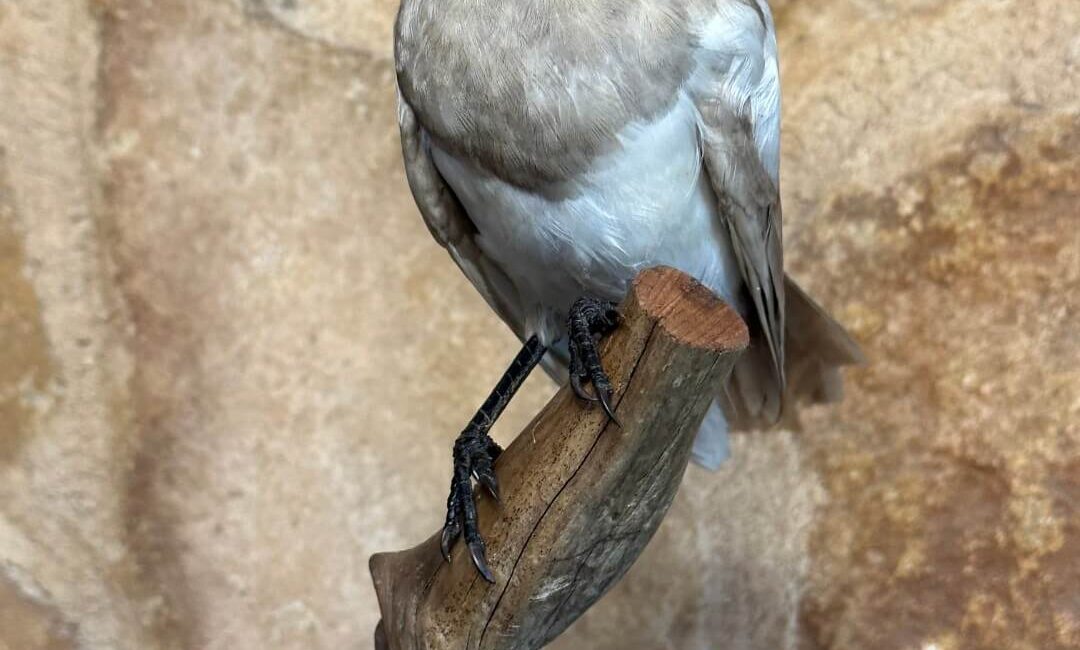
[[396, 86, 527, 339], [691, 0, 786, 424]]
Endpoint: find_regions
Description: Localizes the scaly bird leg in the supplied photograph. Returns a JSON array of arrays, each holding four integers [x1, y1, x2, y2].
[[441, 301, 622, 583], [441, 335, 546, 582]]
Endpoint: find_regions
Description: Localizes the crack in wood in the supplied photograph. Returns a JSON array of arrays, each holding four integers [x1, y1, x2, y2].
[[476, 321, 661, 649]]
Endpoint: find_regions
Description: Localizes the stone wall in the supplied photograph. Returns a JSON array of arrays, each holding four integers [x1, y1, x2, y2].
[[1, 1, 1076, 649]]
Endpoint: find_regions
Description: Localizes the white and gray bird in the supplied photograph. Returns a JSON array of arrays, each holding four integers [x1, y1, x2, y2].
[[393, 0, 863, 580]]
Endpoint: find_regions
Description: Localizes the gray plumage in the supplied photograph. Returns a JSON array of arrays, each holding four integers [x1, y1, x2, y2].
[[394, 0, 862, 467]]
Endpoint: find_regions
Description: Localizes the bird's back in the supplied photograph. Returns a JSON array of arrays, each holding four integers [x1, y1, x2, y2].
[[395, 0, 700, 194]]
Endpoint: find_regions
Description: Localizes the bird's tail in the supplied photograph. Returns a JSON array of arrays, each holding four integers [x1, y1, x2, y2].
[[691, 275, 863, 469], [780, 275, 864, 407]]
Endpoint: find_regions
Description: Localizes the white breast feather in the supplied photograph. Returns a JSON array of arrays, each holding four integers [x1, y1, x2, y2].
[[432, 93, 745, 344]]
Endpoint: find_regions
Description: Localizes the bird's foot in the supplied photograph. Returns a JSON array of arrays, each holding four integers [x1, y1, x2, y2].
[[438, 335, 546, 583], [568, 296, 622, 422], [441, 425, 502, 582]]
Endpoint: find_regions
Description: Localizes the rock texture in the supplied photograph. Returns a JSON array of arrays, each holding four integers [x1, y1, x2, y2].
[[0, 1, 1076, 649]]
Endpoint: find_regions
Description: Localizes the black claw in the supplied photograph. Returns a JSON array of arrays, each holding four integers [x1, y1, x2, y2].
[[597, 387, 620, 426], [471, 447, 500, 501], [477, 469, 500, 502], [468, 539, 495, 583], [571, 372, 598, 402], [441, 524, 458, 562]]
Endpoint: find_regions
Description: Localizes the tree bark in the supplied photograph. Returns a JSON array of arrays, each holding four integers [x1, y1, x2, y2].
[[370, 266, 749, 650]]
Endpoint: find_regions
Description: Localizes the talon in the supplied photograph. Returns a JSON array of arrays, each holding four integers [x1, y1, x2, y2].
[[441, 524, 459, 562], [571, 372, 598, 402], [597, 386, 620, 426], [476, 468, 500, 502], [468, 538, 495, 583]]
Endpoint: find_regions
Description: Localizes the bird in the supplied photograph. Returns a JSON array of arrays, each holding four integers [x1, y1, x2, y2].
[[393, 0, 863, 582]]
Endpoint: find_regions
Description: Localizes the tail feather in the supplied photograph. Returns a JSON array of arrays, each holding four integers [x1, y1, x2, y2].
[[782, 275, 864, 405], [704, 273, 862, 457]]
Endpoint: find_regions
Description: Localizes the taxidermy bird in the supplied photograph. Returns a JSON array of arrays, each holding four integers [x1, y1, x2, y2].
[[394, 0, 863, 581]]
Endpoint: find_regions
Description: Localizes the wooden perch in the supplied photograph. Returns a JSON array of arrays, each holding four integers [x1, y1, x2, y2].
[[370, 266, 749, 650]]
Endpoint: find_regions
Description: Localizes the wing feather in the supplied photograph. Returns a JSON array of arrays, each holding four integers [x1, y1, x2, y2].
[[692, 0, 786, 424], [397, 86, 527, 339]]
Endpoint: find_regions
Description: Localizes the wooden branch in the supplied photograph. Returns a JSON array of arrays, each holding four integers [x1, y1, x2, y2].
[[370, 266, 749, 650]]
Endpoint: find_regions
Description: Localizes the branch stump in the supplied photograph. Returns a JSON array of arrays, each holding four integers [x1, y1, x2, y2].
[[370, 266, 749, 650]]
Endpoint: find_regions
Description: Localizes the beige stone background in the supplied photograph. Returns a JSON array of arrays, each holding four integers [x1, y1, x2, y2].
[[1, 0, 1077, 648]]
